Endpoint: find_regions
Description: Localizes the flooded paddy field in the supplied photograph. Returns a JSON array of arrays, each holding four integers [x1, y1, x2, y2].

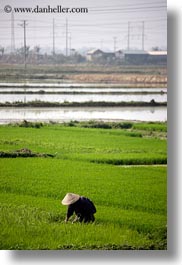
[[0, 93, 167, 103], [0, 106, 167, 124], [0, 84, 167, 123]]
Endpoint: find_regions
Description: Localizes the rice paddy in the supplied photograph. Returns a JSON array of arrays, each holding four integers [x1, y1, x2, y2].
[[0, 122, 167, 250]]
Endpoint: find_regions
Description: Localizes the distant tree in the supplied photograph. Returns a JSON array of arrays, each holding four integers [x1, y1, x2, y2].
[[152, 46, 161, 51], [70, 49, 76, 56], [67, 52, 86, 63], [16, 46, 30, 56], [32, 46, 41, 63], [26, 46, 30, 56], [0, 46, 5, 56], [34, 46, 41, 55]]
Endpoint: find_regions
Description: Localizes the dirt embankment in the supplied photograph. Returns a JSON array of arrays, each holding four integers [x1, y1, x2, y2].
[[0, 64, 167, 87], [68, 73, 167, 86]]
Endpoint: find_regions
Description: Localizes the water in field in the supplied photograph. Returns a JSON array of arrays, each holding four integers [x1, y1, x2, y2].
[[0, 85, 167, 123], [0, 82, 167, 89], [0, 86, 167, 93], [0, 93, 167, 103], [0, 106, 167, 124]]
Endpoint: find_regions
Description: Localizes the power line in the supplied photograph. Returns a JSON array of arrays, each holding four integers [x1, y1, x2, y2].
[[11, 11, 15, 53], [88, 9, 166, 15], [65, 18, 68, 56], [18, 20, 28, 69], [0, 18, 167, 28], [128, 22, 130, 50], [86, 1, 166, 9], [142, 21, 145, 51], [52, 18, 55, 55], [89, 5, 166, 12], [0, 13, 166, 51], [69, 33, 72, 55]]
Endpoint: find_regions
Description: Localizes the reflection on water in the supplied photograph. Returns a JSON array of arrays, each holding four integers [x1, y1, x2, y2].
[[0, 87, 167, 93], [0, 86, 167, 123], [0, 107, 167, 123], [0, 93, 167, 103]]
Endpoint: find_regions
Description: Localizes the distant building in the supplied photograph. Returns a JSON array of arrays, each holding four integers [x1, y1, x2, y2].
[[147, 51, 167, 64], [87, 49, 115, 62], [86, 49, 167, 64], [123, 50, 167, 64], [103, 52, 115, 61], [115, 50, 124, 59], [86, 49, 104, 61], [123, 50, 149, 64]]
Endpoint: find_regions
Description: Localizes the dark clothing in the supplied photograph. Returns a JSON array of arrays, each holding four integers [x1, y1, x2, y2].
[[67, 196, 96, 223]]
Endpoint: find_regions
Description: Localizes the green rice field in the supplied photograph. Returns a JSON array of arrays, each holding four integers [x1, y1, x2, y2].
[[0, 122, 167, 250]]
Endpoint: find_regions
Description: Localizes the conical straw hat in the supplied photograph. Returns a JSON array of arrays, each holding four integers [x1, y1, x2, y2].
[[61, 193, 80, 205]]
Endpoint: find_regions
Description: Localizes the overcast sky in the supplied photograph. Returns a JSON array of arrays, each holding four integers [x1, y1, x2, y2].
[[0, 0, 167, 53]]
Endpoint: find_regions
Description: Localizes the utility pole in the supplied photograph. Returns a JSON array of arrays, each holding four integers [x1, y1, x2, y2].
[[69, 33, 72, 56], [142, 21, 145, 51], [23, 20, 27, 69], [11, 11, 15, 53], [113, 37, 117, 52], [19, 20, 28, 102], [65, 18, 68, 56], [19, 20, 28, 69], [52, 18, 55, 55], [127, 22, 130, 50]]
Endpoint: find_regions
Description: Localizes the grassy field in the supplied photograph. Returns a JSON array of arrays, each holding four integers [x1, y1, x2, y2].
[[0, 122, 167, 250]]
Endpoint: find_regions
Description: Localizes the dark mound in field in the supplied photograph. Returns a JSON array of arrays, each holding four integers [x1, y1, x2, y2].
[[0, 148, 54, 158]]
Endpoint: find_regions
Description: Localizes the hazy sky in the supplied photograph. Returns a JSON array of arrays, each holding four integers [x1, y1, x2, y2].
[[0, 0, 167, 53]]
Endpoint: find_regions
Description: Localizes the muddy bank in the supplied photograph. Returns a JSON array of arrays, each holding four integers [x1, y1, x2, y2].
[[0, 100, 167, 108]]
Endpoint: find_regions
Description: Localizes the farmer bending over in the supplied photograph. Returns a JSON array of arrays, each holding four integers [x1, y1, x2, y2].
[[61, 193, 96, 223]]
